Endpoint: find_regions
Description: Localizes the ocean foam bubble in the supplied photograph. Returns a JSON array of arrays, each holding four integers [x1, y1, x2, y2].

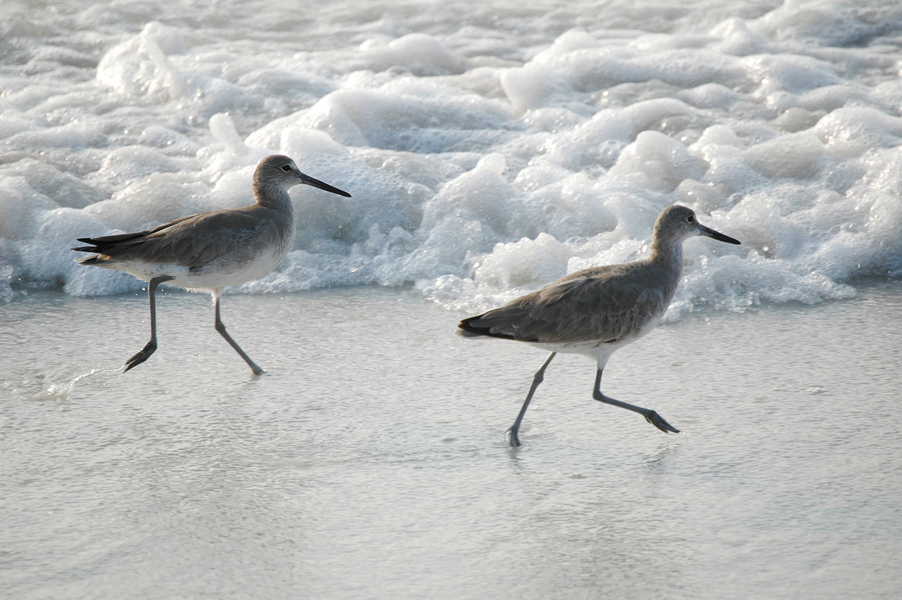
[[2, 0, 901, 317]]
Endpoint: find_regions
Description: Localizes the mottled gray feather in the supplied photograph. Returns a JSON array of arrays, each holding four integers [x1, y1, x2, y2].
[[464, 260, 679, 345], [77, 207, 283, 268]]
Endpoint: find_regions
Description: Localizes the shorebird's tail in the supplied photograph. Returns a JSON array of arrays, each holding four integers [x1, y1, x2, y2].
[[456, 320, 484, 338], [72, 231, 153, 267], [72, 232, 146, 254], [457, 314, 518, 340]]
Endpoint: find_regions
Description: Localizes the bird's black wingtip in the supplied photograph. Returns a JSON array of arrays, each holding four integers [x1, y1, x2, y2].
[[457, 319, 483, 338], [457, 316, 521, 341], [458, 316, 482, 334]]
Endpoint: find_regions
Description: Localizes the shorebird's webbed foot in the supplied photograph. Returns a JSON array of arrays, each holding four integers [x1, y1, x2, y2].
[[592, 368, 680, 434], [506, 426, 521, 447], [124, 340, 157, 372], [642, 410, 680, 434]]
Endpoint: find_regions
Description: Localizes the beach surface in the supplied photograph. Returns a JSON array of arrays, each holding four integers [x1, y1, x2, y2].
[[2, 283, 900, 599], [3, 0, 902, 596]]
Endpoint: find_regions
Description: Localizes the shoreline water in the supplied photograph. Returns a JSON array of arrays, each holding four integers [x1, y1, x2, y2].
[[3, 0, 902, 596], [2, 283, 901, 599]]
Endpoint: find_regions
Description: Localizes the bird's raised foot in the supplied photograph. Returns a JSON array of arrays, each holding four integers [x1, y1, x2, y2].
[[644, 410, 680, 434], [124, 341, 157, 373]]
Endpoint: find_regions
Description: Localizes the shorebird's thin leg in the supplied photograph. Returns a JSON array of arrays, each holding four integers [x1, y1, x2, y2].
[[124, 275, 174, 372], [592, 368, 679, 433], [508, 352, 556, 447], [213, 291, 264, 375]]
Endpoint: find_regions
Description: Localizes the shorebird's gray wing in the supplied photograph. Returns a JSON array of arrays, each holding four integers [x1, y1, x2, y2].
[[460, 264, 671, 344], [74, 209, 278, 268], [135, 210, 269, 268]]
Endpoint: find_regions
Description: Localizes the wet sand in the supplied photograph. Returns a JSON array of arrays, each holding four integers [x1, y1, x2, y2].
[[2, 283, 901, 599]]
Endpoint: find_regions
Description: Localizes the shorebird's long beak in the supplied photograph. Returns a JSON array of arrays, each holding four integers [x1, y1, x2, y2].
[[699, 223, 740, 245], [299, 172, 351, 197]]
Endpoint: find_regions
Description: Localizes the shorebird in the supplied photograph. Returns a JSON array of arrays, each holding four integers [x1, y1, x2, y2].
[[73, 155, 351, 375], [458, 205, 740, 446]]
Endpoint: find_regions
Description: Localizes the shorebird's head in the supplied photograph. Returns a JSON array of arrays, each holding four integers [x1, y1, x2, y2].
[[254, 155, 351, 199], [655, 205, 740, 247]]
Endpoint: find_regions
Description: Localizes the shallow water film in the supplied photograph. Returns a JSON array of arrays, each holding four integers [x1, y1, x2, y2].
[[2, 0, 902, 598]]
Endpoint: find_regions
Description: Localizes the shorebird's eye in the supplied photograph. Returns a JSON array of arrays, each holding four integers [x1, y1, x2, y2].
[[281, 164, 291, 172], [687, 215, 695, 224]]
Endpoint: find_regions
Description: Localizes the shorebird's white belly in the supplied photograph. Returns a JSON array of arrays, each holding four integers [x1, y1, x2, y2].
[[530, 313, 664, 367], [117, 244, 288, 291]]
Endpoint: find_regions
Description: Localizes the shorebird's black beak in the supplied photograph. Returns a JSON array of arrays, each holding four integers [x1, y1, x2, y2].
[[699, 224, 740, 245], [299, 172, 351, 197]]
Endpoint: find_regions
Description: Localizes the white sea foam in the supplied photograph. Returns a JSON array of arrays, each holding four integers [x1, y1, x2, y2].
[[2, 0, 901, 316]]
